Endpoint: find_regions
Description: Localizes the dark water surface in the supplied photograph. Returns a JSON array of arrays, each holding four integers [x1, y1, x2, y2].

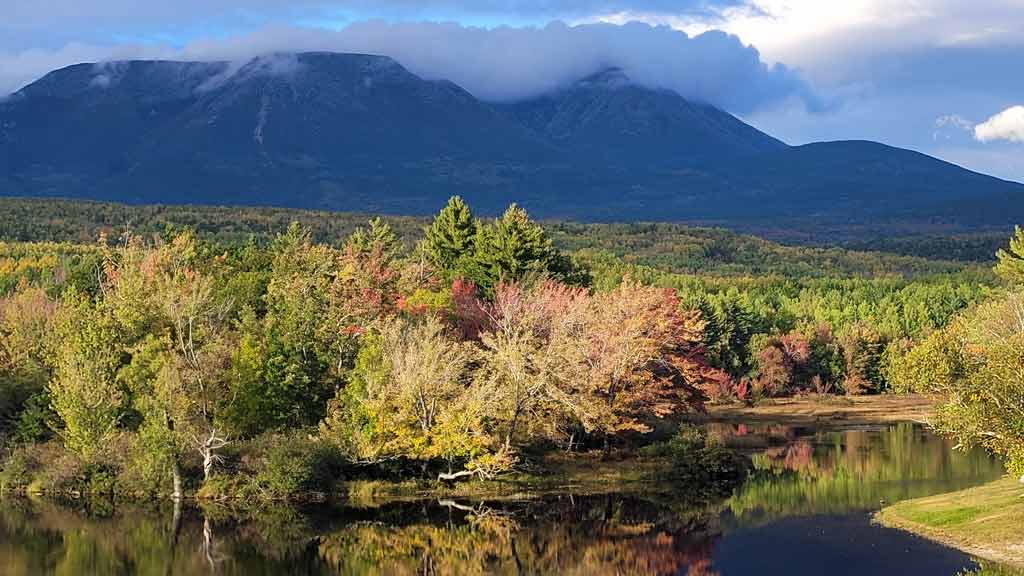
[[0, 423, 1008, 575]]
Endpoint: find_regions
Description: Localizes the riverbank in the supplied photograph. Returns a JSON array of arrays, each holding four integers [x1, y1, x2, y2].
[[341, 451, 671, 506], [875, 478, 1024, 568], [694, 393, 935, 426]]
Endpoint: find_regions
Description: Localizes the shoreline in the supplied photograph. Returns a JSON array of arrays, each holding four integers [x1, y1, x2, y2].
[[692, 393, 935, 426], [875, 478, 1024, 569], [3, 395, 939, 504]]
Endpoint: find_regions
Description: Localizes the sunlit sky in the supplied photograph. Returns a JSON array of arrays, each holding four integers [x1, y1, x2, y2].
[[3, 0, 1023, 181]]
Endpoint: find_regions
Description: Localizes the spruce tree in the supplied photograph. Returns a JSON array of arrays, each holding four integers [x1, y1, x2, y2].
[[473, 204, 557, 291], [346, 217, 401, 260], [424, 196, 477, 276]]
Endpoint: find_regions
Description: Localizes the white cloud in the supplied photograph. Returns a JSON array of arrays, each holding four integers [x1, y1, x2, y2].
[[975, 105, 1024, 143], [933, 114, 975, 141], [0, 21, 818, 114], [583, 1, 1024, 87]]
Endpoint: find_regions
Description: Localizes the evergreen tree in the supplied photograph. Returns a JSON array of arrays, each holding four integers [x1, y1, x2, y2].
[[473, 204, 559, 291], [995, 225, 1024, 285], [424, 197, 477, 276], [346, 217, 401, 261]]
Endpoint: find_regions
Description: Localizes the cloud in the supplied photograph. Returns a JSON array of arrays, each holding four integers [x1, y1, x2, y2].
[[933, 114, 975, 141], [975, 106, 1024, 143], [0, 1, 742, 33], [0, 20, 818, 114]]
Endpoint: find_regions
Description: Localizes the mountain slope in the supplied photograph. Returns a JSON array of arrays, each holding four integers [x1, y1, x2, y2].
[[711, 140, 1024, 219], [1, 53, 558, 212], [1, 52, 1022, 229], [498, 68, 785, 166]]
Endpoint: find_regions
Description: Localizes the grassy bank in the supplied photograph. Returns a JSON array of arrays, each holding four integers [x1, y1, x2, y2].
[[694, 393, 935, 426], [876, 478, 1024, 568]]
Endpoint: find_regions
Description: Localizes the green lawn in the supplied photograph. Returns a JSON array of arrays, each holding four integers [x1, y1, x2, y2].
[[877, 478, 1024, 569]]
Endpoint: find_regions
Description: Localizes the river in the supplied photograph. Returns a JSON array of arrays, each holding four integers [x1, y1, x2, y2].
[[0, 423, 1008, 575]]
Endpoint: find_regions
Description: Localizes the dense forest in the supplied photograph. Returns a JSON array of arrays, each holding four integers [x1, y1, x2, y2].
[[0, 197, 991, 277], [0, 196, 1020, 500]]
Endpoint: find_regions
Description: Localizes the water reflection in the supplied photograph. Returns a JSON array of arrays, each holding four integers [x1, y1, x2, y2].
[[716, 422, 1004, 524], [0, 424, 1009, 576]]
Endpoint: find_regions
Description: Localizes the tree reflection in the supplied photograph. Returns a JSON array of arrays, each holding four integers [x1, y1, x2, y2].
[[0, 425, 1003, 575], [318, 495, 720, 576], [722, 423, 1004, 524]]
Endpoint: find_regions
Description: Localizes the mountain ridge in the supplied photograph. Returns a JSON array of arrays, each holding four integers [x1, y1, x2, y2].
[[2, 51, 1022, 230]]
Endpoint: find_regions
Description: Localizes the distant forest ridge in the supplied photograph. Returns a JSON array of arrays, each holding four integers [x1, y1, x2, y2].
[[0, 197, 1003, 279]]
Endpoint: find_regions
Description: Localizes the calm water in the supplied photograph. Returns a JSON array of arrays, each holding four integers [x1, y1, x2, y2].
[[0, 423, 1008, 575]]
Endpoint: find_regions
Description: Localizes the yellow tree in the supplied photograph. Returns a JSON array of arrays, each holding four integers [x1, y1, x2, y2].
[[321, 315, 483, 472]]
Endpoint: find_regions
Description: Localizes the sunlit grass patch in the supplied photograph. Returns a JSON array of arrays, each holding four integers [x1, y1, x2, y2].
[[878, 478, 1024, 568]]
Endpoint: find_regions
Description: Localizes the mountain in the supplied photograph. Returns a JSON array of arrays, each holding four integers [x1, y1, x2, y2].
[[1, 51, 1022, 230], [497, 67, 785, 166]]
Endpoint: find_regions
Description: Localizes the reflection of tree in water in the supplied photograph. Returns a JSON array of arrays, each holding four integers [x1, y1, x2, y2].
[[318, 495, 721, 576], [0, 425, 1003, 575], [0, 494, 726, 575], [723, 423, 1005, 523], [0, 497, 215, 575]]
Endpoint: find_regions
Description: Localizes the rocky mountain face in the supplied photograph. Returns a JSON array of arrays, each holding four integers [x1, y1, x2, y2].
[[1, 52, 1022, 227]]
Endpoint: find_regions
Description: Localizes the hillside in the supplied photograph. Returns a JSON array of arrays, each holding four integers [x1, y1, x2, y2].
[[1, 52, 1023, 229], [0, 197, 987, 280]]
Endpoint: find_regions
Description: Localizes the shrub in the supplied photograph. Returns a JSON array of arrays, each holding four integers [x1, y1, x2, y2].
[[650, 426, 748, 499], [254, 433, 346, 499], [196, 473, 259, 500], [0, 447, 36, 491]]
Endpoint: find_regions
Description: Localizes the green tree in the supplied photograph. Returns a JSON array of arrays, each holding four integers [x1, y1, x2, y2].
[[0, 286, 57, 445], [346, 217, 402, 261], [472, 204, 586, 292], [48, 292, 126, 461], [424, 196, 477, 276], [840, 325, 886, 395], [922, 292, 1024, 479], [223, 224, 341, 437], [995, 225, 1024, 285], [148, 234, 237, 483]]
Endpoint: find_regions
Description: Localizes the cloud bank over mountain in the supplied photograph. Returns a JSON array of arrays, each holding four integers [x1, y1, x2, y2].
[[2, 0, 1023, 181], [1, 21, 816, 115]]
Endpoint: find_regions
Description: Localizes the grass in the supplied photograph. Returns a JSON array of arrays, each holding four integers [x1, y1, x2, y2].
[[876, 477, 1024, 568], [693, 393, 935, 426]]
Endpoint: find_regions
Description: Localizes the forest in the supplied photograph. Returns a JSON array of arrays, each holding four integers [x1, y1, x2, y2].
[[0, 196, 1021, 499]]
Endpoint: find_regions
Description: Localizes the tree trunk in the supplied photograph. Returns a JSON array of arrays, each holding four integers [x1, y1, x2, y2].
[[437, 469, 477, 482], [171, 459, 183, 501], [505, 406, 522, 450], [202, 450, 215, 482], [511, 535, 524, 576], [196, 429, 229, 482]]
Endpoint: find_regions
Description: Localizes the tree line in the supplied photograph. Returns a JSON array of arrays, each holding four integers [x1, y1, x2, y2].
[[0, 197, 1014, 498]]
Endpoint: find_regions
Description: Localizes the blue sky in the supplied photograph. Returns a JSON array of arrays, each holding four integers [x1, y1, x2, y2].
[[3, 0, 1022, 181]]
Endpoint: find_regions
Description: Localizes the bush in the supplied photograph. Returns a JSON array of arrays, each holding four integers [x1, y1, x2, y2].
[[656, 426, 748, 498], [254, 434, 346, 499], [0, 447, 36, 491]]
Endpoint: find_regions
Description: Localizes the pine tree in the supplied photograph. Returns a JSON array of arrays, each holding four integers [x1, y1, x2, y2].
[[995, 225, 1024, 285], [472, 204, 557, 291], [346, 217, 401, 261], [424, 196, 477, 275]]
